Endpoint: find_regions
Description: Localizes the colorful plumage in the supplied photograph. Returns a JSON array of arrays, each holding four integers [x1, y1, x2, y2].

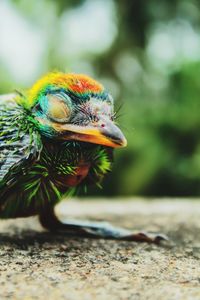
[[0, 72, 165, 242]]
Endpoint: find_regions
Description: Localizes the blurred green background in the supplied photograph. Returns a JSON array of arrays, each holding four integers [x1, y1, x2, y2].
[[1, 0, 200, 197]]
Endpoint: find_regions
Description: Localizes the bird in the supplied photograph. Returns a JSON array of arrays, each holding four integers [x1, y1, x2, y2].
[[0, 72, 165, 243]]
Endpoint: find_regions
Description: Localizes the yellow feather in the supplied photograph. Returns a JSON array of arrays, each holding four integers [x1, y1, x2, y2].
[[18, 72, 104, 109]]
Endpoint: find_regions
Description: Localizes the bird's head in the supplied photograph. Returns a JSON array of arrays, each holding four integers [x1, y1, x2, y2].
[[24, 72, 127, 148]]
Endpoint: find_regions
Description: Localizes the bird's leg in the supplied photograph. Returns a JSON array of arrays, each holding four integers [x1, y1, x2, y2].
[[39, 206, 168, 243]]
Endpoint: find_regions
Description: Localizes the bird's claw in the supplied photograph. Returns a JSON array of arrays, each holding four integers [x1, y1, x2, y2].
[[78, 225, 169, 244], [120, 231, 169, 243], [42, 213, 169, 244]]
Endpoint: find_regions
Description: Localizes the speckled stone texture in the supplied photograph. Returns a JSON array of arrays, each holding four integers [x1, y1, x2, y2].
[[0, 199, 200, 300]]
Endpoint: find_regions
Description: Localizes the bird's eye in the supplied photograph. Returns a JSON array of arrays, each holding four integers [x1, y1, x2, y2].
[[47, 94, 72, 123]]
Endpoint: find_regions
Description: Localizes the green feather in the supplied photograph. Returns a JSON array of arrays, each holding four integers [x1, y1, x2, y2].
[[0, 96, 113, 218]]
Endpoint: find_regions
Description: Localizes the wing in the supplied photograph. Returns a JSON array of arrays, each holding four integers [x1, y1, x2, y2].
[[0, 95, 42, 194]]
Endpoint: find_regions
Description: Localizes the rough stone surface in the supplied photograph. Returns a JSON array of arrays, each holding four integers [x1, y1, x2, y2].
[[0, 199, 200, 300]]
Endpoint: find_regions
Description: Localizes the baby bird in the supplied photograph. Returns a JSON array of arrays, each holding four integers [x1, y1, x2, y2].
[[0, 72, 164, 243]]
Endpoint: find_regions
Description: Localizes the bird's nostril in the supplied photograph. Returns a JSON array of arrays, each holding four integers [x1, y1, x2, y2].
[[101, 123, 105, 128]]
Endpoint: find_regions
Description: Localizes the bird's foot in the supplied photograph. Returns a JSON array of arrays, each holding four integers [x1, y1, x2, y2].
[[63, 220, 168, 243], [39, 208, 168, 243], [40, 214, 168, 243]]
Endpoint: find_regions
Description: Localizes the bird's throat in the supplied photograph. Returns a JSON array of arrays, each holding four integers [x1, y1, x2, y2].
[[55, 163, 91, 187]]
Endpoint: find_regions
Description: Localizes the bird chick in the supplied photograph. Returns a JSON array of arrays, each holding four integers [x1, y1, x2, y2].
[[0, 72, 165, 243]]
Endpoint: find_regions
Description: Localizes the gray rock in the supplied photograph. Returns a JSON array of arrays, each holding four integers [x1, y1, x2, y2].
[[0, 199, 200, 300]]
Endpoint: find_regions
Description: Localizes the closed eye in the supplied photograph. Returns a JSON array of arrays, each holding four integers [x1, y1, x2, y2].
[[47, 93, 72, 123]]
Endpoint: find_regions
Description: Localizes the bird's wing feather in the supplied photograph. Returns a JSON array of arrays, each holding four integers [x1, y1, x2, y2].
[[0, 98, 42, 192]]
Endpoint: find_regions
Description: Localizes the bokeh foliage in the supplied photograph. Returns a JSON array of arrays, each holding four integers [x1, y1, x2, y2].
[[1, 0, 200, 196]]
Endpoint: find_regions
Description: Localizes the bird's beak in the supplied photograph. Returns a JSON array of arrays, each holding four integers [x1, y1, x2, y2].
[[52, 118, 127, 148]]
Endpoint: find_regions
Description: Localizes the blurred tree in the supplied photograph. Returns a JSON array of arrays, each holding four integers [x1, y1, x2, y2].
[[1, 0, 200, 196], [92, 0, 200, 196]]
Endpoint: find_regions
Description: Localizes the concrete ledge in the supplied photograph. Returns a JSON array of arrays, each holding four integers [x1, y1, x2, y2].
[[0, 199, 200, 300]]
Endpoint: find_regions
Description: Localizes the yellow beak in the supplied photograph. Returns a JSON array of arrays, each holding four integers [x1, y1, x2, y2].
[[52, 118, 127, 148]]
